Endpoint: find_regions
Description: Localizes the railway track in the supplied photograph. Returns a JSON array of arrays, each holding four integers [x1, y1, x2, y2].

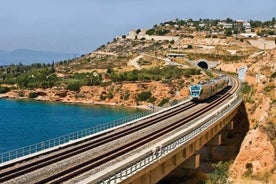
[[0, 76, 241, 184]]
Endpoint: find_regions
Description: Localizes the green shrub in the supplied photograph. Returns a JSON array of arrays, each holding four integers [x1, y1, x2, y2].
[[0, 86, 10, 93], [241, 82, 251, 94], [100, 94, 106, 100], [28, 92, 39, 98], [205, 161, 231, 184], [244, 162, 253, 177], [158, 98, 169, 106], [205, 70, 214, 78], [146, 29, 155, 35], [107, 91, 114, 99], [264, 85, 275, 92], [271, 72, 276, 78], [67, 80, 84, 92], [137, 91, 152, 101], [155, 29, 170, 36], [148, 96, 157, 103], [123, 91, 130, 100]]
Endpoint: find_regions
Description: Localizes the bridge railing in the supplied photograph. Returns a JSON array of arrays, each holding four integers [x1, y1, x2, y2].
[[98, 97, 242, 184], [0, 110, 152, 164]]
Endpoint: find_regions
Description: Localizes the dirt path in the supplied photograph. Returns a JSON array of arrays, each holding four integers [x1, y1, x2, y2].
[[127, 55, 143, 70]]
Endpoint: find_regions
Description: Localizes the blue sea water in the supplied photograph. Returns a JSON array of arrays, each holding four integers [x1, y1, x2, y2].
[[0, 99, 144, 154]]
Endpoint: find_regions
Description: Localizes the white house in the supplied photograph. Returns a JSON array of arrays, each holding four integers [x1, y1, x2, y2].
[[239, 33, 257, 38]]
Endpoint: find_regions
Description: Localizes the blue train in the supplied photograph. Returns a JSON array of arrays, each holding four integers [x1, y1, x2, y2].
[[189, 76, 229, 101]]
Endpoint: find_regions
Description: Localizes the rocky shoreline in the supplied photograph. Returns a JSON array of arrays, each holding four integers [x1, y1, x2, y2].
[[0, 81, 190, 110], [0, 90, 153, 110]]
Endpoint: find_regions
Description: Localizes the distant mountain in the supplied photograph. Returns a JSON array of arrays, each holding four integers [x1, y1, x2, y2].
[[0, 49, 78, 66]]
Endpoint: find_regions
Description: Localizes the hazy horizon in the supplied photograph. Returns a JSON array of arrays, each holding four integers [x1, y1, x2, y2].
[[0, 0, 275, 55]]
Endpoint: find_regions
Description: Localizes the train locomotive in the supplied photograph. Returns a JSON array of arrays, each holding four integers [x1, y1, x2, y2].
[[189, 76, 229, 101]]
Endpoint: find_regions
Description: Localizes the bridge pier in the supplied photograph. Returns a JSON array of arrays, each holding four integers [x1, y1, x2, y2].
[[224, 120, 234, 131], [205, 134, 222, 161], [182, 153, 200, 169], [223, 120, 234, 138]]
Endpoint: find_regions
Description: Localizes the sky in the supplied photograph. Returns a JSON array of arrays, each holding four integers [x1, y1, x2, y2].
[[0, 0, 275, 54]]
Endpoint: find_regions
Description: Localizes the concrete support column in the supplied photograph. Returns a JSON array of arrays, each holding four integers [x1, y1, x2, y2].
[[226, 121, 234, 130], [207, 134, 221, 146], [182, 153, 200, 169], [206, 134, 221, 161], [223, 121, 234, 138]]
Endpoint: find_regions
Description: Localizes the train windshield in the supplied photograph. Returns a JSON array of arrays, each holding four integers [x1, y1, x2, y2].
[[191, 85, 200, 90], [190, 85, 202, 97]]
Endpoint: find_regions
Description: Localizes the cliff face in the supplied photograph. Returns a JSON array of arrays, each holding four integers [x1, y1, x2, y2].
[[230, 128, 275, 181], [218, 48, 276, 182]]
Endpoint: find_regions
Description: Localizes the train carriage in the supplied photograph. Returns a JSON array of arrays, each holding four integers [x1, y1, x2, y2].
[[189, 76, 229, 101]]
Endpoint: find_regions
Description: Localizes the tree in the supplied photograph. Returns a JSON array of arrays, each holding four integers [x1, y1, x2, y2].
[[0, 86, 10, 93], [50, 61, 55, 73], [146, 29, 155, 35], [137, 91, 152, 101], [136, 29, 141, 34], [66, 80, 84, 91], [106, 68, 113, 74], [224, 29, 232, 36], [226, 17, 233, 23], [271, 17, 275, 25]]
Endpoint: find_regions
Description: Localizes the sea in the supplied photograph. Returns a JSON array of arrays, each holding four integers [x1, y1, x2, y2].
[[0, 99, 144, 154]]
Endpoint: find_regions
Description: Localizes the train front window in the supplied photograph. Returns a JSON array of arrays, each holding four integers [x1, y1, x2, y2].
[[191, 86, 200, 90]]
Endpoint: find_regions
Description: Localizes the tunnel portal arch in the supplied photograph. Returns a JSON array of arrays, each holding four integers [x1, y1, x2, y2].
[[198, 61, 208, 69]]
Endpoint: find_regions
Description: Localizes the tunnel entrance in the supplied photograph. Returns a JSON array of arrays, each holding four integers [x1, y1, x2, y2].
[[198, 61, 208, 69]]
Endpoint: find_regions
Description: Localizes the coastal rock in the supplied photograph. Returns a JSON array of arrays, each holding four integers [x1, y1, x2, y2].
[[55, 90, 68, 97]]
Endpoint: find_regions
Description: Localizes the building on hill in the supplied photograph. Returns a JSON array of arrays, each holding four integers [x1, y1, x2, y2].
[[167, 53, 186, 59], [239, 32, 257, 38]]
